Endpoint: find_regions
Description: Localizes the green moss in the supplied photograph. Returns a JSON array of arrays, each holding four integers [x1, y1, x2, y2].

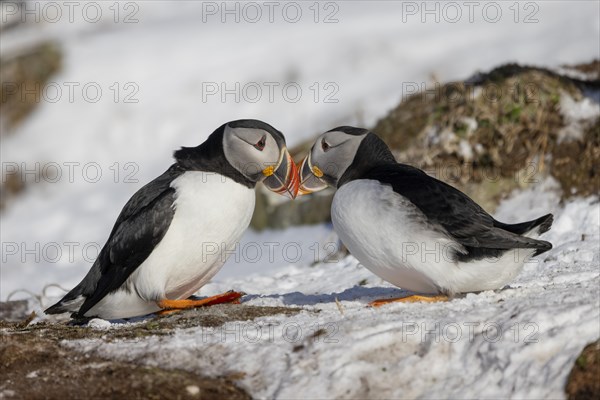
[[576, 354, 588, 369], [252, 62, 599, 228]]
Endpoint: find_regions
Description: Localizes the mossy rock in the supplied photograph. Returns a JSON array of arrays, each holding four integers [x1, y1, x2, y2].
[[371, 62, 599, 205], [566, 340, 600, 399], [254, 62, 599, 230], [0, 41, 62, 132], [0, 41, 63, 210], [251, 187, 333, 230]]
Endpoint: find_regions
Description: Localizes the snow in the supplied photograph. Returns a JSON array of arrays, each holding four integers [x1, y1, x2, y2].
[[56, 180, 600, 399], [186, 385, 200, 396], [1, 2, 599, 398], [558, 93, 600, 142], [2, 0, 599, 301], [87, 318, 112, 330]]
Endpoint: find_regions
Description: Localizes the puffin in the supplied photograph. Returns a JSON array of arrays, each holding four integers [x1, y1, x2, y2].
[[298, 126, 553, 305], [45, 119, 299, 319]]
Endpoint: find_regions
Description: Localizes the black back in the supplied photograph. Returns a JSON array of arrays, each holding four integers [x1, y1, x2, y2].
[[339, 132, 553, 262], [46, 120, 276, 317]]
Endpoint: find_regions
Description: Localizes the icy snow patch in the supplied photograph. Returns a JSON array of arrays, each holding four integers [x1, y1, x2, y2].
[[557, 93, 600, 143], [63, 185, 599, 399]]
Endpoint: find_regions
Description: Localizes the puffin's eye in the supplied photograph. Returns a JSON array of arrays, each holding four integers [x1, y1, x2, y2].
[[322, 139, 331, 152], [254, 135, 266, 151]]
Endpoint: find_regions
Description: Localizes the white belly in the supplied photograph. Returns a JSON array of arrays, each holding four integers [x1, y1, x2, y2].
[[85, 172, 255, 318], [331, 180, 535, 295]]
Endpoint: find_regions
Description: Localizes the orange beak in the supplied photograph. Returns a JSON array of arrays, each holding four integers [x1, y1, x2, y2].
[[262, 149, 299, 199], [297, 155, 329, 196]]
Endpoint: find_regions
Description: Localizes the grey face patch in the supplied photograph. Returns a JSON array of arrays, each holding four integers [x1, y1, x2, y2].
[[309, 130, 368, 186], [223, 124, 282, 182]]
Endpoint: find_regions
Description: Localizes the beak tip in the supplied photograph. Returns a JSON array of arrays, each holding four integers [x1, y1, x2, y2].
[[264, 148, 299, 200], [287, 156, 300, 199]]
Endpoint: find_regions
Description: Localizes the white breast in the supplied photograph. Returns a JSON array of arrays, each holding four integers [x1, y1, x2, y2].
[[85, 172, 255, 318], [137, 171, 255, 298], [331, 180, 534, 295]]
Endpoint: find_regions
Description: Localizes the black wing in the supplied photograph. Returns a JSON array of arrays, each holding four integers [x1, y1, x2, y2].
[[362, 164, 552, 255], [47, 164, 184, 317]]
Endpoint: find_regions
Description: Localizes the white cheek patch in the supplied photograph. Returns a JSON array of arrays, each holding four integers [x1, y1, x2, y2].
[[312, 132, 368, 182], [261, 136, 282, 169], [223, 127, 281, 180]]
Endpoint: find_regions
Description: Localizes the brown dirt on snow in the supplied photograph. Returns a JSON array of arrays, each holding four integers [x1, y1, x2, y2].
[[0, 303, 302, 399], [0, 334, 249, 400]]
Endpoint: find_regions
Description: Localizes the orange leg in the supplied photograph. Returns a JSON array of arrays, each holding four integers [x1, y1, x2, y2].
[[157, 291, 244, 311], [156, 308, 183, 316], [369, 294, 449, 307]]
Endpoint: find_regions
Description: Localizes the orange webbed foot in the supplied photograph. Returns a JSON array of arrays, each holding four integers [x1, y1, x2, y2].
[[157, 290, 244, 311], [369, 294, 449, 307]]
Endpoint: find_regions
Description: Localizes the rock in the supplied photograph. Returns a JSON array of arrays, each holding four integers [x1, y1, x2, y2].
[[254, 61, 600, 229], [250, 186, 334, 230], [0, 41, 62, 132], [372, 62, 599, 207], [0, 300, 29, 322], [0, 41, 62, 210], [566, 340, 600, 400]]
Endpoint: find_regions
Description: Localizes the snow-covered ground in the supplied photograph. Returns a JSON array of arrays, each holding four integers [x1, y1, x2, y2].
[[2, 0, 599, 300], [55, 180, 599, 399]]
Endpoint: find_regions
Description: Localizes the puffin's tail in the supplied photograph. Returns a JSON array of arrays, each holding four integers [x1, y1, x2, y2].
[[44, 301, 68, 315], [494, 213, 554, 256], [44, 287, 84, 315], [495, 213, 554, 236]]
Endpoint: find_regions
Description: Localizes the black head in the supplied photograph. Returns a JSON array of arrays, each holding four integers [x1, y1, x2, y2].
[[174, 119, 299, 198], [298, 126, 396, 194]]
